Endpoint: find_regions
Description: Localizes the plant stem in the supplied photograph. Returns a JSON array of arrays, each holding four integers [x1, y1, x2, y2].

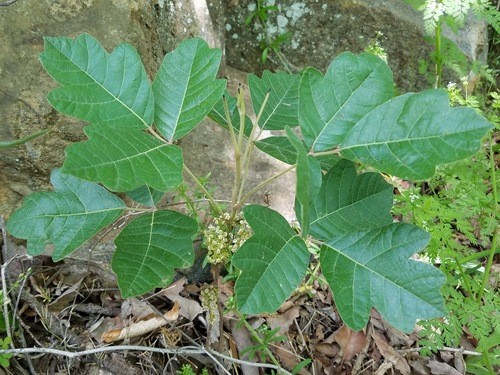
[[434, 23, 443, 88], [183, 164, 223, 216], [0, 129, 49, 149], [458, 248, 500, 264], [223, 95, 238, 152], [453, 256, 473, 297], [236, 164, 296, 210], [273, 49, 292, 74], [237, 88, 247, 153], [476, 134, 499, 302], [239, 316, 281, 368], [229, 89, 247, 220], [123, 207, 156, 213], [309, 149, 340, 157], [238, 90, 271, 203]]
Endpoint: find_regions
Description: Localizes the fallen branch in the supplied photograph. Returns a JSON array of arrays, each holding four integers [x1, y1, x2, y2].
[[398, 347, 482, 356], [0, 345, 294, 374], [0, 0, 19, 6]]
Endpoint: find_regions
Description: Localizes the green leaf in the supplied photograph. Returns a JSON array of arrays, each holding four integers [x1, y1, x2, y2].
[[208, 90, 253, 137], [340, 90, 493, 180], [113, 210, 198, 298], [233, 206, 309, 314], [298, 52, 394, 151], [285, 127, 321, 237], [153, 38, 226, 141], [254, 136, 300, 165], [255, 136, 340, 170], [126, 185, 164, 207], [7, 169, 125, 261], [308, 159, 393, 240], [40, 34, 183, 193], [62, 125, 183, 192], [248, 71, 299, 130], [40, 34, 154, 128], [321, 223, 446, 332]]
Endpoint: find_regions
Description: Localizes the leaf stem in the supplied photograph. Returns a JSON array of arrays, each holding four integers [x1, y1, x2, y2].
[[453, 256, 473, 297], [239, 315, 281, 368], [237, 87, 247, 152], [237, 90, 272, 204], [434, 22, 443, 88], [309, 149, 340, 157], [0, 129, 49, 149], [223, 95, 238, 153], [254, 89, 271, 140], [183, 164, 223, 216], [273, 49, 293, 74], [458, 248, 500, 264], [123, 207, 155, 213], [476, 133, 498, 302], [236, 164, 296, 210]]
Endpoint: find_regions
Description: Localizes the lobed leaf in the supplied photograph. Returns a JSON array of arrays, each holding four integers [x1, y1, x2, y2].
[[233, 206, 309, 314], [40, 34, 154, 128], [307, 159, 393, 241], [340, 90, 493, 180], [62, 125, 183, 192], [248, 71, 300, 130], [298, 52, 394, 151], [153, 38, 226, 141], [113, 210, 198, 298], [321, 223, 446, 332], [6, 169, 125, 261]]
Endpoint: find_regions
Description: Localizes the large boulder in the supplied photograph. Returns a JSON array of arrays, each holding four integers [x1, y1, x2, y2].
[[223, 0, 488, 89]]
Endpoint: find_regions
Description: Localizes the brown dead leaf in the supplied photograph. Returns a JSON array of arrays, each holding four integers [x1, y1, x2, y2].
[[333, 325, 367, 362], [371, 330, 411, 375], [315, 342, 339, 357], [274, 344, 312, 375], [168, 295, 203, 321], [48, 278, 82, 313], [427, 360, 462, 375], [409, 359, 431, 375], [267, 306, 300, 335], [160, 278, 203, 321], [162, 277, 186, 296], [102, 301, 179, 343], [314, 325, 325, 343], [121, 297, 156, 319]]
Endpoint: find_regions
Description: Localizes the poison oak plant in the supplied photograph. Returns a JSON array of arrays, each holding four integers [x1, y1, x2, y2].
[[6, 34, 493, 333]]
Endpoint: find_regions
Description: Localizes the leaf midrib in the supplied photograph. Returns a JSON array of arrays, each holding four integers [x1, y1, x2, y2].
[[312, 60, 384, 151]]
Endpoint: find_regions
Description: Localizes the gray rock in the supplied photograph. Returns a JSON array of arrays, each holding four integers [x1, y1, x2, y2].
[[223, 0, 487, 89]]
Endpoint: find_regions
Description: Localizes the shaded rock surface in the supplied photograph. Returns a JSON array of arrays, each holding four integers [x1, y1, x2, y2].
[[224, 0, 488, 90]]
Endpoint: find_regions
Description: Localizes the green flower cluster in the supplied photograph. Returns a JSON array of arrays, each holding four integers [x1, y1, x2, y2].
[[200, 285, 219, 324], [204, 212, 251, 265]]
